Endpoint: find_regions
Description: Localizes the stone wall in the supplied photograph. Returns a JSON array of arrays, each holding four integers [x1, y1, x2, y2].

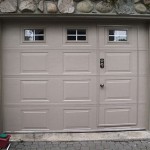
[[0, 22, 2, 132], [0, 0, 149, 15]]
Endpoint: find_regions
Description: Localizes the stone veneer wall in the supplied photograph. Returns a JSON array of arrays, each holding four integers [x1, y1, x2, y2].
[[0, 22, 2, 132], [0, 0, 149, 15], [0, 89, 1, 132]]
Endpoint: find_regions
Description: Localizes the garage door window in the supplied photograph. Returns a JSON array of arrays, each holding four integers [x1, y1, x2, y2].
[[67, 29, 86, 42], [108, 29, 128, 42], [24, 29, 44, 42]]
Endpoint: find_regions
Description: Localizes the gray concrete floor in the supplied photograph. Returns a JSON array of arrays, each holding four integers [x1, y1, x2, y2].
[[6, 140, 150, 150], [9, 131, 150, 141], [2, 131, 150, 150]]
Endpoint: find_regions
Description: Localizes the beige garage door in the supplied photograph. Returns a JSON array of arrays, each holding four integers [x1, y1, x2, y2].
[[2, 21, 148, 132]]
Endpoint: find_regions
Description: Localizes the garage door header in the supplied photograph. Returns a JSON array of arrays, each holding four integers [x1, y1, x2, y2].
[[0, 0, 149, 16]]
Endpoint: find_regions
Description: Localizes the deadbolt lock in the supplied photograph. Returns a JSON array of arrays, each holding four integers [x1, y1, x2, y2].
[[100, 58, 104, 68]]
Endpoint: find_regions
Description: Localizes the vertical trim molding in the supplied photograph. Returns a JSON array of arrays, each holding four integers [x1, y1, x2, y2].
[[0, 22, 2, 132], [148, 24, 150, 130]]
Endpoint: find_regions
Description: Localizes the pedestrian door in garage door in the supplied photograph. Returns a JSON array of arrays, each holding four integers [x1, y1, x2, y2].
[[2, 22, 147, 131], [98, 26, 138, 128]]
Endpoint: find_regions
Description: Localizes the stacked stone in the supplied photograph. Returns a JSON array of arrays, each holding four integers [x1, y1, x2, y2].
[[0, 0, 149, 14], [134, 0, 150, 14]]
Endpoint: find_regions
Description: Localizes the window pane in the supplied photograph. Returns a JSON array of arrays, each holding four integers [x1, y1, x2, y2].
[[109, 36, 114, 41], [67, 36, 76, 41], [67, 28, 87, 42], [24, 29, 34, 41], [24, 29, 45, 42], [35, 29, 44, 34], [24, 36, 34, 41], [35, 36, 44, 41], [109, 30, 127, 42], [77, 36, 86, 41], [77, 29, 86, 35], [24, 29, 34, 36], [67, 29, 76, 35], [109, 30, 115, 35]]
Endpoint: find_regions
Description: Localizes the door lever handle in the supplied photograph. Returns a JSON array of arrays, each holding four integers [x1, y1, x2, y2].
[[100, 84, 104, 88]]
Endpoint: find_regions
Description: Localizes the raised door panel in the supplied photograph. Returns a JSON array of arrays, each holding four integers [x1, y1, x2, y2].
[[64, 80, 90, 101], [64, 53, 90, 73], [3, 78, 50, 104], [21, 109, 49, 131], [60, 107, 97, 130], [21, 53, 49, 74], [98, 104, 137, 127], [100, 51, 137, 76], [99, 77, 137, 104], [21, 80, 48, 102], [3, 107, 51, 131], [3, 76, 97, 105], [3, 106, 95, 131], [3, 50, 96, 75]]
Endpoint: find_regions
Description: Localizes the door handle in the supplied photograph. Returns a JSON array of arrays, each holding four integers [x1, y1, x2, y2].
[[100, 84, 104, 88], [100, 58, 104, 68]]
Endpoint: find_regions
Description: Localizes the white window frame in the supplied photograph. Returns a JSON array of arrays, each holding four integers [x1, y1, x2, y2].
[[66, 28, 88, 43], [107, 28, 129, 43], [22, 28, 46, 43]]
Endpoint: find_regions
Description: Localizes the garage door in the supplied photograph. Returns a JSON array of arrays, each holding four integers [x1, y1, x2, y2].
[[2, 21, 148, 132]]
